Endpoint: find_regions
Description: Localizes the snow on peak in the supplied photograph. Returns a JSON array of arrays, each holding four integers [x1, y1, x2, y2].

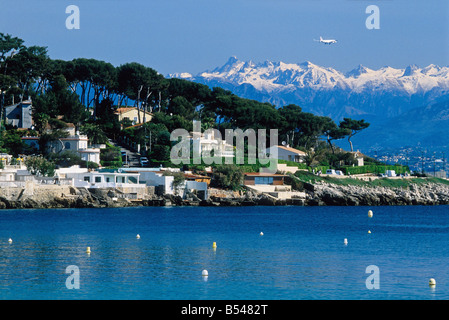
[[300, 61, 314, 68], [402, 64, 420, 77], [346, 64, 372, 78], [174, 57, 449, 95], [212, 56, 244, 73]]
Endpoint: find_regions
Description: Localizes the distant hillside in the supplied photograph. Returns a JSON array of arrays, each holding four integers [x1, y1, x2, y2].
[[350, 99, 449, 151]]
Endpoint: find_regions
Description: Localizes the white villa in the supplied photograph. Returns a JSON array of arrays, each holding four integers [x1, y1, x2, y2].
[[58, 166, 148, 199], [124, 167, 209, 200], [351, 151, 365, 167], [22, 124, 101, 165], [59, 169, 140, 188], [191, 121, 234, 160], [266, 145, 306, 163]]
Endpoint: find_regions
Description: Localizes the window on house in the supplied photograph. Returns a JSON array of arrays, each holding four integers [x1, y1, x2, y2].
[[84, 176, 90, 182], [254, 177, 273, 185], [95, 177, 101, 183], [65, 142, 71, 150]]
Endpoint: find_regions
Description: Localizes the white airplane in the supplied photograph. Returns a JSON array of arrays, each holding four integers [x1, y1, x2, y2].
[[314, 36, 337, 45]]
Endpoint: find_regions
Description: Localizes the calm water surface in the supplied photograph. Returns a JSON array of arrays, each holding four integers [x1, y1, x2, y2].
[[0, 205, 448, 300]]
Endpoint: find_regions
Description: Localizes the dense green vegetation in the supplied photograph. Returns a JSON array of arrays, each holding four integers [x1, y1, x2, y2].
[[0, 33, 375, 172], [292, 171, 449, 188], [342, 163, 408, 175]]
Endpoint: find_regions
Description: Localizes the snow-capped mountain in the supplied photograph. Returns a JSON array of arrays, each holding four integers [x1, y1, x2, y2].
[[170, 56, 449, 121]]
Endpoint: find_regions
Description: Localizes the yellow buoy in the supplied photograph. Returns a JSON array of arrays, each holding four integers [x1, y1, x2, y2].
[[368, 210, 373, 218], [212, 242, 217, 248], [368, 230, 371, 234], [86, 246, 91, 254], [429, 278, 436, 286]]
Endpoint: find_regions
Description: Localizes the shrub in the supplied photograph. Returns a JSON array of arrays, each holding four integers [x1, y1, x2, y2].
[[163, 171, 186, 189], [100, 145, 122, 168], [25, 156, 56, 177], [211, 164, 244, 190]]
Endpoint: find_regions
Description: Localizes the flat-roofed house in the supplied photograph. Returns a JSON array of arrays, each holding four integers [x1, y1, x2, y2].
[[243, 172, 285, 186]]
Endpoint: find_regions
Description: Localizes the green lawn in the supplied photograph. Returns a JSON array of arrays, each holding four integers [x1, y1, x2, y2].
[[292, 171, 449, 188]]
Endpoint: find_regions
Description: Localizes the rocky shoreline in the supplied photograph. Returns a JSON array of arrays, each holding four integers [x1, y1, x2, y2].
[[0, 187, 304, 209], [1, 181, 449, 209], [305, 181, 449, 206]]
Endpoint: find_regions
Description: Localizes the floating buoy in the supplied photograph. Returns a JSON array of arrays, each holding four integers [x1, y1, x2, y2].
[[136, 234, 140, 239], [212, 242, 217, 249], [86, 246, 91, 254], [260, 232, 264, 236], [202, 270, 208, 277], [344, 238, 348, 245], [368, 210, 373, 218], [429, 278, 436, 286], [368, 230, 371, 234], [8, 238, 12, 244]]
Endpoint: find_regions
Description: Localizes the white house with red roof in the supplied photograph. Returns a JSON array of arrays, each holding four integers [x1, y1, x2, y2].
[[266, 145, 306, 163]]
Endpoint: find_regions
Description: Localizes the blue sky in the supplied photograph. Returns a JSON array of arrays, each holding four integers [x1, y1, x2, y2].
[[1, 0, 448, 75]]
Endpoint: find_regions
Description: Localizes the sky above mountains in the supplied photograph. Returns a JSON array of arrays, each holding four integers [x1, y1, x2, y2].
[[1, 0, 448, 76]]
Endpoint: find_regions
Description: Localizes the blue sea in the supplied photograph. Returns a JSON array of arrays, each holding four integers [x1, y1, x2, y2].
[[0, 205, 448, 300]]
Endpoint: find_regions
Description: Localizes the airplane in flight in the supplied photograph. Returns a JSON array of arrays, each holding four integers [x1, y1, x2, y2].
[[314, 36, 337, 45]]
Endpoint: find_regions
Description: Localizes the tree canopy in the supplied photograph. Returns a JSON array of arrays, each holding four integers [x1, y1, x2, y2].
[[339, 118, 370, 152]]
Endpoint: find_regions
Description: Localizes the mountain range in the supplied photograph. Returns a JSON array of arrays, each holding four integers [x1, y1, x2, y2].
[[170, 56, 449, 151]]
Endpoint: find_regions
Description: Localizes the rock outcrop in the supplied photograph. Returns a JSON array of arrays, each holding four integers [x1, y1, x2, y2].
[[306, 182, 449, 206]]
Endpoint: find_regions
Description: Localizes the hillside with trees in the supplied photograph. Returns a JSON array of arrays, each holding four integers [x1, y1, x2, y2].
[[0, 33, 374, 173]]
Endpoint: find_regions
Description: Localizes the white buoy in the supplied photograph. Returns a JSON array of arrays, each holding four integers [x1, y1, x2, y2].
[[260, 232, 264, 236], [368, 210, 373, 218], [344, 238, 348, 245], [429, 278, 436, 286], [136, 234, 140, 239], [86, 246, 91, 254], [202, 270, 208, 282], [8, 238, 12, 244], [368, 230, 371, 234]]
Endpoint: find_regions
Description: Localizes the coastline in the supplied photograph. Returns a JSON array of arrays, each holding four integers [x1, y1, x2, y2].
[[2, 180, 449, 209]]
